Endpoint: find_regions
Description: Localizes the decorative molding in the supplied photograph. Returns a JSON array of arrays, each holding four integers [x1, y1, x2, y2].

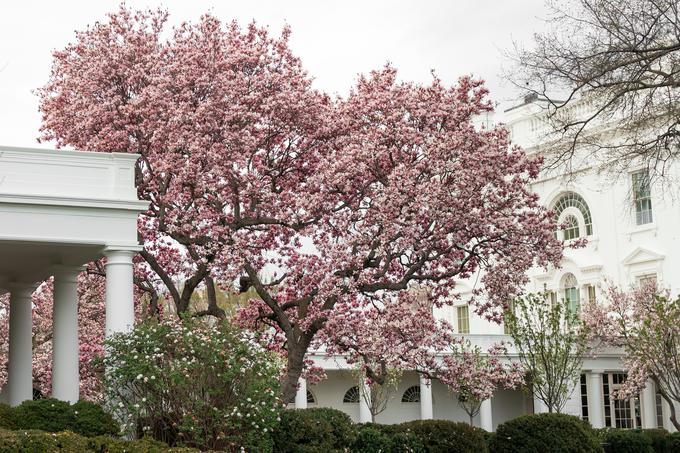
[[622, 246, 665, 266]]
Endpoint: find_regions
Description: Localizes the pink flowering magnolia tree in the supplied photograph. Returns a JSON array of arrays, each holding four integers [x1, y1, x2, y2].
[[38, 6, 563, 403], [439, 341, 524, 426], [0, 270, 116, 401], [583, 282, 680, 430]]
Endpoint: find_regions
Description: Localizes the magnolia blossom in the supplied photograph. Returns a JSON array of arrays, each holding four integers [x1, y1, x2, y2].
[[38, 6, 563, 403]]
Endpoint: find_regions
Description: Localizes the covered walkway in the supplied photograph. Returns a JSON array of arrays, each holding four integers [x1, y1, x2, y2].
[[0, 146, 147, 405]]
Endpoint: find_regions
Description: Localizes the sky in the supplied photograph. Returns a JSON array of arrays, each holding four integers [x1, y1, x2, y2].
[[0, 0, 548, 148]]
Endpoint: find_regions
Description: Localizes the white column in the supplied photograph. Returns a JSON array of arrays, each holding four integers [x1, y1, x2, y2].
[[295, 377, 308, 409], [480, 398, 493, 431], [7, 284, 35, 406], [587, 370, 605, 428], [52, 267, 81, 403], [359, 379, 372, 423], [642, 380, 657, 429], [104, 248, 137, 337], [419, 374, 433, 420]]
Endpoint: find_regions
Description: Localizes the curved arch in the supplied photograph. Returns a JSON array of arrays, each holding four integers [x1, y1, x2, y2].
[[306, 389, 316, 405], [401, 385, 421, 403], [343, 386, 360, 404], [552, 192, 593, 237]]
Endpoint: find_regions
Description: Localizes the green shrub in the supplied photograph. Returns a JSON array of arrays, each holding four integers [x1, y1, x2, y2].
[[70, 400, 119, 437], [273, 408, 356, 453], [353, 425, 392, 452], [0, 405, 16, 430], [601, 429, 653, 453], [13, 399, 75, 433], [396, 420, 487, 453], [103, 319, 283, 451], [489, 413, 601, 453], [642, 428, 671, 453], [351, 424, 424, 453], [669, 432, 680, 451]]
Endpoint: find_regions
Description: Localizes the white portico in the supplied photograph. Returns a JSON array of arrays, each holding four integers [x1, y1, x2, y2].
[[0, 146, 147, 405]]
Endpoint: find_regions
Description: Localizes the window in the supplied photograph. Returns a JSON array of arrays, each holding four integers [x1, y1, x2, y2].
[[457, 305, 470, 334], [553, 192, 593, 237], [563, 215, 580, 240], [562, 273, 580, 318], [633, 170, 653, 225], [307, 390, 316, 405], [603, 373, 642, 428], [586, 284, 596, 305], [402, 386, 421, 403], [580, 374, 589, 421], [638, 274, 657, 287], [343, 386, 360, 403], [503, 300, 515, 335], [656, 391, 664, 428]]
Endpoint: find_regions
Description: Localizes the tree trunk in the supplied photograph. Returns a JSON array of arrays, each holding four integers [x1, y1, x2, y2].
[[281, 338, 308, 404], [469, 413, 474, 426]]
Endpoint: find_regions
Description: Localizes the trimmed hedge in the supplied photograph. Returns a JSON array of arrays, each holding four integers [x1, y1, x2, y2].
[[273, 408, 356, 453], [0, 399, 119, 438], [396, 420, 488, 453], [352, 423, 424, 452], [489, 413, 601, 453], [0, 429, 207, 452], [595, 428, 672, 453]]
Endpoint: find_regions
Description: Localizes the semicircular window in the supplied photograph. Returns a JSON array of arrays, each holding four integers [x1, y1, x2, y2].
[[306, 390, 316, 404], [553, 192, 593, 237], [343, 386, 360, 403], [401, 385, 421, 403]]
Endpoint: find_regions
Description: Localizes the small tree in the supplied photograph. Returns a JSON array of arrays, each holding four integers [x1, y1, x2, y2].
[[505, 292, 590, 413], [583, 283, 680, 430], [438, 340, 524, 426], [103, 318, 283, 451], [355, 368, 401, 423]]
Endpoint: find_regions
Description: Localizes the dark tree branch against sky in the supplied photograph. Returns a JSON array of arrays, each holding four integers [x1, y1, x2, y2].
[[509, 0, 680, 181]]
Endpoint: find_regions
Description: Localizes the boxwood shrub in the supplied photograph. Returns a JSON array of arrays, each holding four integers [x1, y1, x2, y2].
[[396, 419, 488, 453], [272, 408, 356, 453], [0, 399, 120, 439], [489, 413, 601, 453], [352, 423, 424, 453]]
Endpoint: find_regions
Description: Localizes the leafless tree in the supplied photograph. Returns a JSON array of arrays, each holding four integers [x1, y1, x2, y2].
[[509, 0, 680, 181]]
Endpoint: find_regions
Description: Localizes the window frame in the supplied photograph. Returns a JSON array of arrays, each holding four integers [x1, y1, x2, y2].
[[457, 305, 470, 334]]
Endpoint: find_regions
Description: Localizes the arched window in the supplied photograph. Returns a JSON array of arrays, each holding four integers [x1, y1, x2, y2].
[[562, 215, 580, 240], [343, 386, 360, 403], [306, 390, 316, 405], [401, 386, 421, 403], [553, 192, 593, 238], [561, 273, 580, 317]]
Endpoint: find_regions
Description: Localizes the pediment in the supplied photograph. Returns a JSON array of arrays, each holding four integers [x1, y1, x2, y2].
[[622, 247, 665, 266]]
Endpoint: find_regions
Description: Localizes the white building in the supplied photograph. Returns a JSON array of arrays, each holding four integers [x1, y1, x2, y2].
[[298, 98, 680, 432], [0, 146, 147, 405]]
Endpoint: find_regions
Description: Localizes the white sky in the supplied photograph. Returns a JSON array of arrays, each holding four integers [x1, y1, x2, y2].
[[0, 0, 548, 148]]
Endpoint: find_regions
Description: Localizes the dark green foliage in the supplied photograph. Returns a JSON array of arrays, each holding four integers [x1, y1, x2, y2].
[[642, 428, 671, 453], [595, 428, 670, 453], [0, 429, 205, 452], [396, 420, 488, 453], [13, 399, 75, 433], [600, 429, 653, 453], [669, 432, 680, 451], [353, 425, 392, 452], [0, 405, 16, 430], [70, 400, 119, 437], [273, 408, 356, 453], [2, 399, 119, 439], [351, 424, 424, 453], [489, 413, 601, 453]]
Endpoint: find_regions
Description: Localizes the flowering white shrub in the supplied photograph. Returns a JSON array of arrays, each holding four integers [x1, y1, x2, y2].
[[103, 319, 283, 451]]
